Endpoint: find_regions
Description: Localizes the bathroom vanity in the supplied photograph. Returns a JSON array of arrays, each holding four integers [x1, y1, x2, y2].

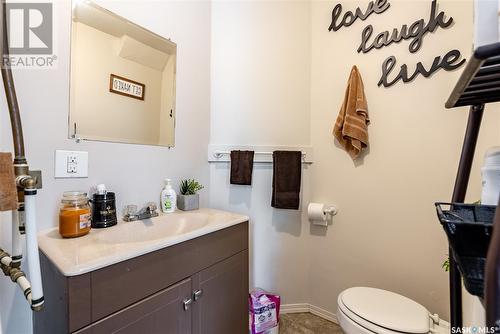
[[33, 209, 249, 334]]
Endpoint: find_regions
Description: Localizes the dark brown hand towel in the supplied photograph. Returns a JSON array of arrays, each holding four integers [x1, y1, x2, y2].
[[0, 152, 18, 211], [333, 65, 370, 159], [271, 151, 302, 210], [230, 150, 254, 185]]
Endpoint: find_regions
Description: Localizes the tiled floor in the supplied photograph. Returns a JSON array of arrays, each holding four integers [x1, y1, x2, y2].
[[279, 312, 344, 334]]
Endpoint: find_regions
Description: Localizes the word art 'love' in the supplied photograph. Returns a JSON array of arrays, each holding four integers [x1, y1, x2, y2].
[[328, 0, 390, 32]]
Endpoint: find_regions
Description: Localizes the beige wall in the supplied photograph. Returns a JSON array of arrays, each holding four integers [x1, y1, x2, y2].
[[309, 0, 500, 319], [210, 0, 500, 322]]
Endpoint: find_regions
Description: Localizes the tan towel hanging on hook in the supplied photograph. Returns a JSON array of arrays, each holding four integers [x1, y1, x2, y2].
[[333, 65, 370, 160]]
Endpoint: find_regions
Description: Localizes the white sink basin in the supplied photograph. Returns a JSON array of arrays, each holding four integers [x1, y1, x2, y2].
[[98, 214, 211, 244], [38, 208, 249, 276]]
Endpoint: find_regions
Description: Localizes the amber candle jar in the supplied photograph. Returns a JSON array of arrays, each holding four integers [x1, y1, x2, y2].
[[59, 191, 91, 238]]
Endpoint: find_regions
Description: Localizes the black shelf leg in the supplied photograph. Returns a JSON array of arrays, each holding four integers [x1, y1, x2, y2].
[[450, 103, 484, 330]]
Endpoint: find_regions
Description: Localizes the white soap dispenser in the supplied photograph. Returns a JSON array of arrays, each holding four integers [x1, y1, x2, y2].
[[161, 178, 176, 213]]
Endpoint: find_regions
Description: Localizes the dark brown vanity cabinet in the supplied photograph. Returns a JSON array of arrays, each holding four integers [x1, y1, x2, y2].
[[76, 278, 193, 334], [34, 222, 249, 334], [192, 251, 248, 333]]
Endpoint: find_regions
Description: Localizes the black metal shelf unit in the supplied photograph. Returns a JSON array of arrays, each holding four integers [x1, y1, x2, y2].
[[444, 42, 500, 330]]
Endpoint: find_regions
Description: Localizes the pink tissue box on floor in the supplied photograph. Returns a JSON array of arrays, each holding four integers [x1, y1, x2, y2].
[[249, 289, 281, 334]]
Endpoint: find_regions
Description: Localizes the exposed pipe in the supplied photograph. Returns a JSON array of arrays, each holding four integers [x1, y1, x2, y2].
[[11, 210, 22, 266], [0, 249, 32, 303], [24, 186, 43, 310], [0, 0, 44, 311], [1, 0, 25, 161]]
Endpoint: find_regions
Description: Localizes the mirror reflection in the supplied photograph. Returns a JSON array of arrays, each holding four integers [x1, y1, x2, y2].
[[69, 0, 176, 146]]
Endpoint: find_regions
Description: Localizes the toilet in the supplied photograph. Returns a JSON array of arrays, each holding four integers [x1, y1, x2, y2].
[[337, 287, 450, 334]]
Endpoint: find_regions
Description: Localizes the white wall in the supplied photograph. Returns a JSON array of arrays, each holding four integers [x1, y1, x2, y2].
[[0, 1, 211, 333], [210, 0, 311, 305]]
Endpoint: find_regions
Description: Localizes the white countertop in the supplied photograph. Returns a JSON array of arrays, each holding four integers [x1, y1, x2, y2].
[[38, 208, 249, 276]]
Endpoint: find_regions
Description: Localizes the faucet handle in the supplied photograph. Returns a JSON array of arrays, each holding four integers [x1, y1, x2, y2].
[[124, 204, 138, 216], [144, 202, 158, 213], [124, 202, 158, 222]]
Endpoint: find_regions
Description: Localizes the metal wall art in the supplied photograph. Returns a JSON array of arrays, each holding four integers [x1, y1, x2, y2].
[[328, 0, 390, 32], [328, 0, 466, 88]]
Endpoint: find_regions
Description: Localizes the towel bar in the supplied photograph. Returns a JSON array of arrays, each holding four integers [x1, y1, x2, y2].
[[213, 151, 306, 160], [209, 151, 313, 164], [207, 145, 314, 164]]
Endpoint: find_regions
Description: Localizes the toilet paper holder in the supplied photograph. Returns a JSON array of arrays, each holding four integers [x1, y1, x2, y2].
[[323, 206, 337, 217], [307, 203, 337, 226]]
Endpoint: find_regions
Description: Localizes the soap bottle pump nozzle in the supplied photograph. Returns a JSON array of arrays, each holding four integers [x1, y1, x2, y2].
[[96, 184, 107, 195]]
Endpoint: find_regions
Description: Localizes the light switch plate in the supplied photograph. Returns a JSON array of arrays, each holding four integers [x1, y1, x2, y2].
[[54, 150, 88, 178]]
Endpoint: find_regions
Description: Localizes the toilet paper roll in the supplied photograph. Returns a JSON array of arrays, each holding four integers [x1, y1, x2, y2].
[[308, 203, 327, 225]]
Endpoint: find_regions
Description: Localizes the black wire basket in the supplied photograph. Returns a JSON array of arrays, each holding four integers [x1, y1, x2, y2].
[[435, 202, 497, 297]]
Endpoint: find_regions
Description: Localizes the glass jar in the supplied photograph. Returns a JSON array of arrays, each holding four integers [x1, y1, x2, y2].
[[59, 191, 91, 238]]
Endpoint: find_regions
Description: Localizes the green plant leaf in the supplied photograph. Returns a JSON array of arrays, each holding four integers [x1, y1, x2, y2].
[[442, 256, 450, 272], [179, 178, 204, 195]]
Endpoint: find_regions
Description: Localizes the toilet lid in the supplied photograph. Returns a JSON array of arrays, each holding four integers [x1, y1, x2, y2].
[[340, 287, 430, 334]]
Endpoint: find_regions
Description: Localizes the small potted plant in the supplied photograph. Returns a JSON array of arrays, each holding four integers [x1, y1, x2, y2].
[[178, 179, 204, 211]]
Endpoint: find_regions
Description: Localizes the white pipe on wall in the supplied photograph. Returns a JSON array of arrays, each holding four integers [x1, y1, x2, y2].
[[0, 247, 34, 304], [16, 275, 32, 301], [0, 253, 12, 267], [24, 192, 44, 309], [11, 210, 22, 265]]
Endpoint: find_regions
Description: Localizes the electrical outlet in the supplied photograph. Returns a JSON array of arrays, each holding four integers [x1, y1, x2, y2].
[[67, 154, 77, 164], [67, 163, 77, 174], [67, 154, 78, 174], [55, 150, 88, 178]]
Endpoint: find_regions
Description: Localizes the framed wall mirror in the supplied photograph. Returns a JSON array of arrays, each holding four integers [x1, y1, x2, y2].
[[69, 0, 177, 147]]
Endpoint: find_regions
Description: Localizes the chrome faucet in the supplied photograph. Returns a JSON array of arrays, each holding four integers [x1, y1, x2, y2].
[[123, 202, 159, 222]]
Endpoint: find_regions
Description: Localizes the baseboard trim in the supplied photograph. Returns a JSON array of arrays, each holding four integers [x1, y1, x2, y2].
[[309, 304, 338, 323], [280, 303, 310, 314], [280, 303, 338, 324]]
